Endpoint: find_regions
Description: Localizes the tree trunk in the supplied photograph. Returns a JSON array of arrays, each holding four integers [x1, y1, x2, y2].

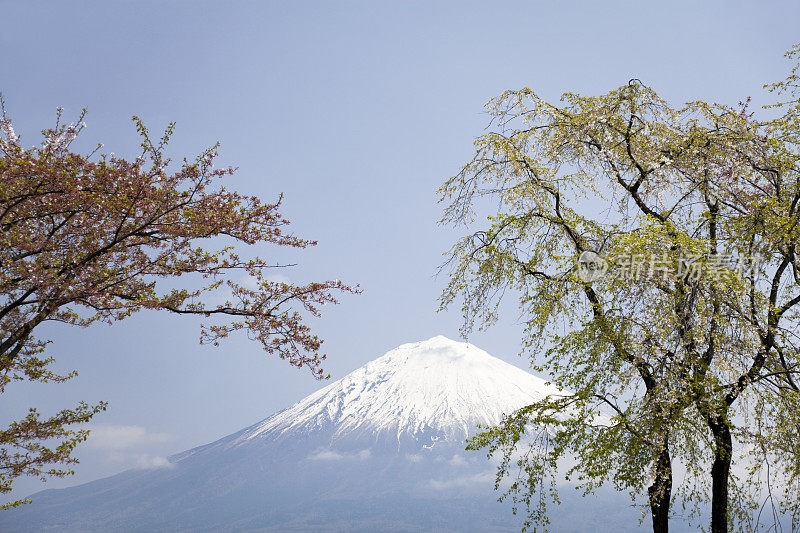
[[648, 441, 672, 533], [709, 416, 732, 533]]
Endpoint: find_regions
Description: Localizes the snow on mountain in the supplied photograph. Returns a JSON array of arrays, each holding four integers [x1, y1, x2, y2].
[[245, 335, 559, 441], [173, 335, 563, 461]]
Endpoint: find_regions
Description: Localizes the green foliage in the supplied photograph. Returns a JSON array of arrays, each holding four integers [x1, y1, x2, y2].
[[0, 402, 107, 509], [441, 47, 800, 532]]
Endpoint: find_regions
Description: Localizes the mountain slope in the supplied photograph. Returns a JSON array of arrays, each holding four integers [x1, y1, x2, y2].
[[0, 336, 650, 532], [176, 335, 562, 461]]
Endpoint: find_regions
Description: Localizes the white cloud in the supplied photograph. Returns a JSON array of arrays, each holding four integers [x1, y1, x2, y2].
[[88, 425, 175, 471], [307, 448, 373, 461], [133, 454, 174, 470], [357, 449, 371, 460], [428, 471, 494, 491], [406, 453, 423, 463], [449, 454, 468, 466], [308, 450, 343, 461], [87, 425, 172, 450]]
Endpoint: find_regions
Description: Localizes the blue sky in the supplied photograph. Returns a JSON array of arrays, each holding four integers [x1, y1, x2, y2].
[[1, 0, 799, 500]]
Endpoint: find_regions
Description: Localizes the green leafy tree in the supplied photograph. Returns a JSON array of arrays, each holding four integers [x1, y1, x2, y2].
[[0, 99, 358, 507], [439, 46, 800, 533]]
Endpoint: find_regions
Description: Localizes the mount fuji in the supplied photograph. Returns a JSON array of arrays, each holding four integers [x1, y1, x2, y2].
[[1, 336, 648, 532]]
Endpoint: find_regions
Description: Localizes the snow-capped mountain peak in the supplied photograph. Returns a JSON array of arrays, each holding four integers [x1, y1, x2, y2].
[[235, 335, 561, 448], [8, 336, 642, 533]]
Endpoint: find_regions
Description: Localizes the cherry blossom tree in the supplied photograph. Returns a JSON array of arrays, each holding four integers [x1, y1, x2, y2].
[[0, 98, 358, 507]]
